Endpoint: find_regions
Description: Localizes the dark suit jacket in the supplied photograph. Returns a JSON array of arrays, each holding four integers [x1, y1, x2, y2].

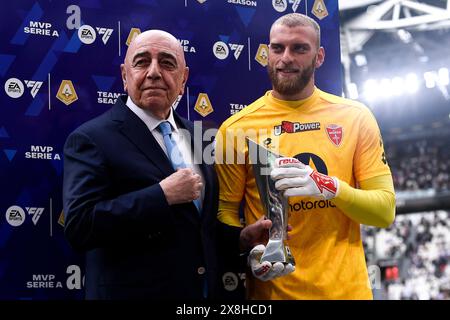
[[63, 96, 235, 300]]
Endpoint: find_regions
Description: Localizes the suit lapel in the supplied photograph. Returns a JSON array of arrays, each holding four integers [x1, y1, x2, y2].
[[175, 114, 214, 223], [111, 97, 174, 176], [111, 98, 209, 226]]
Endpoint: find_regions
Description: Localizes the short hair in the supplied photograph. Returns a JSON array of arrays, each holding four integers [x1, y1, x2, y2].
[[270, 13, 321, 48]]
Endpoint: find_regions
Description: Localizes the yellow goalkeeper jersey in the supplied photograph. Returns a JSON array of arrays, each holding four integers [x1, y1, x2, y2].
[[215, 87, 391, 300]]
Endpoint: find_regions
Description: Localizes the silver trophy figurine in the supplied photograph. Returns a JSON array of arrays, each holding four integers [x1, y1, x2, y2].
[[246, 137, 295, 266]]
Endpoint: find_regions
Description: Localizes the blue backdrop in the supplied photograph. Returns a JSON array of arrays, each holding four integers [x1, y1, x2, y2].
[[0, 0, 341, 299]]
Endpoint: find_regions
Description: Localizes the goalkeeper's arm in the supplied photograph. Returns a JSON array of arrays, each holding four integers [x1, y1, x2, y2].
[[272, 157, 395, 228], [332, 174, 395, 228]]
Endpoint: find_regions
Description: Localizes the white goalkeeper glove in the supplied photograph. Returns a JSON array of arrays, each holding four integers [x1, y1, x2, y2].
[[271, 157, 339, 200], [248, 244, 295, 281]]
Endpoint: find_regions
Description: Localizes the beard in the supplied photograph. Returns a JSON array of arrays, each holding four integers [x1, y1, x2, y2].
[[268, 57, 316, 97]]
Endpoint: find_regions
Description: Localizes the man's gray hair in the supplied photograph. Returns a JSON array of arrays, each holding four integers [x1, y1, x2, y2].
[[270, 13, 321, 48]]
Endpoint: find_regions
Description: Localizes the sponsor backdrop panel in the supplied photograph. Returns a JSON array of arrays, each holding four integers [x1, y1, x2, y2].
[[0, 0, 341, 299]]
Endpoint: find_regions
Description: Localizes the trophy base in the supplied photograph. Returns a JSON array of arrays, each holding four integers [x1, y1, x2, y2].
[[261, 239, 295, 266]]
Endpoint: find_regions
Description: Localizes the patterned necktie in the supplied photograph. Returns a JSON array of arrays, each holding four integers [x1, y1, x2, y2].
[[158, 121, 202, 214]]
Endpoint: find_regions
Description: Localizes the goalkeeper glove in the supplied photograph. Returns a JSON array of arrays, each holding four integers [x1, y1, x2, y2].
[[248, 244, 295, 281], [271, 157, 339, 200]]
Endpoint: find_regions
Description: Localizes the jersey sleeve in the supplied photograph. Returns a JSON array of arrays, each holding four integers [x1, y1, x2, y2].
[[215, 124, 246, 227], [333, 174, 395, 228], [353, 107, 391, 182]]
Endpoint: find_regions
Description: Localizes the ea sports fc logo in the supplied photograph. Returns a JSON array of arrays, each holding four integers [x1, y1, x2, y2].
[[78, 25, 96, 44], [5, 205, 26, 226], [4, 78, 24, 98]]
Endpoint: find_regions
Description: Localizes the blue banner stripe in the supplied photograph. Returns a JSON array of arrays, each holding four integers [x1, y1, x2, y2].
[[0, 54, 16, 77], [3, 149, 17, 162], [63, 29, 82, 53], [235, 7, 256, 28], [32, 31, 69, 81], [0, 126, 9, 138], [11, 2, 43, 45], [92, 75, 116, 91], [25, 94, 45, 117]]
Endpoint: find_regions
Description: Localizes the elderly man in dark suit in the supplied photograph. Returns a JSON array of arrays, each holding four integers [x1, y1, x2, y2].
[[63, 30, 270, 300]]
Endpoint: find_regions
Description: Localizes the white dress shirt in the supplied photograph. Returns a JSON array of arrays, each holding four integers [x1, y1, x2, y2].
[[126, 96, 205, 210]]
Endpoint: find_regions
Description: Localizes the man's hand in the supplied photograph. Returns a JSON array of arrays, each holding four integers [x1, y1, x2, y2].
[[271, 157, 339, 200], [240, 216, 293, 252], [248, 244, 295, 281], [239, 216, 272, 253], [160, 168, 203, 205]]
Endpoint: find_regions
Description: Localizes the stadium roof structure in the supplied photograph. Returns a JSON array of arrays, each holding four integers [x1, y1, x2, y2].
[[340, 0, 450, 53], [339, 0, 450, 132]]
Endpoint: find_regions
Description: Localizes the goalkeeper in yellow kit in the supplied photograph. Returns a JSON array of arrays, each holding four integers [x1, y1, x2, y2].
[[215, 13, 396, 299]]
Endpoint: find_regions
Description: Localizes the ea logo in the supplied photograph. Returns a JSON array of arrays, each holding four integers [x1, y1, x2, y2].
[[78, 25, 96, 44], [213, 41, 229, 60], [5, 205, 26, 227], [222, 272, 239, 291], [4, 78, 24, 98], [272, 0, 287, 12]]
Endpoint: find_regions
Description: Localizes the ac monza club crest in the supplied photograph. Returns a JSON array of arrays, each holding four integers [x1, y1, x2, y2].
[[326, 124, 343, 147]]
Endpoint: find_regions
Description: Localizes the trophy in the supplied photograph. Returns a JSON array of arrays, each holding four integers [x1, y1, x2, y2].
[[246, 137, 295, 266]]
